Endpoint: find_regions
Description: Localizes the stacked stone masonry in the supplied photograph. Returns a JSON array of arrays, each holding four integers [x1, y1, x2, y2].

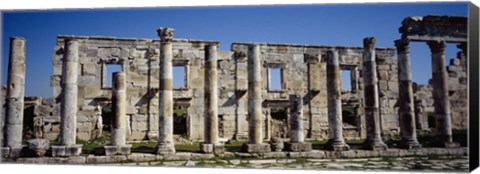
[[1, 15, 467, 154]]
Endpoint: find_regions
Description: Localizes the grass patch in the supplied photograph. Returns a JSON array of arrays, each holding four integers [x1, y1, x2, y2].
[[225, 140, 246, 152]]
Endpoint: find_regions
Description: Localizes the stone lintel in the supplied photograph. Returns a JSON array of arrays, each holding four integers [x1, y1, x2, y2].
[[104, 145, 132, 156], [156, 143, 176, 155], [405, 35, 467, 43], [200, 143, 225, 155], [51, 145, 83, 157], [284, 142, 312, 152], [242, 144, 271, 153]]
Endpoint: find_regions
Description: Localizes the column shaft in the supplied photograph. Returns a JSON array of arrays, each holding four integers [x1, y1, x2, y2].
[[248, 44, 263, 144], [362, 37, 387, 150], [395, 39, 421, 149], [350, 67, 358, 92], [4, 37, 26, 148], [428, 41, 456, 146], [157, 27, 176, 154], [111, 72, 127, 146], [289, 94, 304, 143], [325, 50, 349, 151], [205, 45, 219, 144], [60, 40, 79, 146]]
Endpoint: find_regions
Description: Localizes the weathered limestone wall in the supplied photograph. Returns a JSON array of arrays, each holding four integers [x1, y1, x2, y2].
[[43, 36, 398, 142], [232, 43, 397, 140]]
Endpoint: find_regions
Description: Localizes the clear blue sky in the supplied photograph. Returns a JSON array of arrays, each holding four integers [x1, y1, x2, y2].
[[1, 2, 468, 97]]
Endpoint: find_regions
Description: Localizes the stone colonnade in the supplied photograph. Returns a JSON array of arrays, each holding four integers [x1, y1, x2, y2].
[[395, 39, 461, 148]]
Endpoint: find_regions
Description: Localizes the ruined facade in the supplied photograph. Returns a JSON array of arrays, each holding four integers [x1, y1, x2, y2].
[[1, 15, 468, 157], [28, 35, 398, 142]]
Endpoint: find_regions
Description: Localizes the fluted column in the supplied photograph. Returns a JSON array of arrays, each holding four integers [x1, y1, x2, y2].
[[362, 37, 387, 150], [395, 39, 421, 149], [201, 44, 224, 154], [52, 39, 82, 157], [325, 49, 349, 151], [156, 27, 176, 154], [3, 37, 26, 157], [242, 44, 270, 153], [104, 72, 131, 155], [427, 40, 459, 147]]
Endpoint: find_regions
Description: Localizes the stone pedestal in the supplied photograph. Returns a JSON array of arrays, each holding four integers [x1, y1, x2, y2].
[[395, 39, 421, 149], [156, 27, 176, 154], [325, 49, 350, 151], [285, 142, 312, 152], [242, 144, 271, 153], [361, 37, 388, 151], [4, 37, 26, 150], [1, 146, 24, 158], [104, 145, 132, 156], [201, 144, 225, 155], [52, 145, 83, 157], [27, 139, 49, 157]]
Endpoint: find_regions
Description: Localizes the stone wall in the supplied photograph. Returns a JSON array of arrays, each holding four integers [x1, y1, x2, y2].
[[37, 36, 400, 141]]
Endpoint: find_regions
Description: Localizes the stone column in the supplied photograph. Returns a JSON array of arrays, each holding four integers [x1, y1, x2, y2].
[[395, 39, 421, 149], [427, 41, 459, 147], [104, 72, 131, 155], [52, 39, 82, 157], [242, 44, 270, 153], [285, 94, 312, 152], [325, 49, 350, 151], [2, 37, 26, 157], [350, 66, 358, 92], [361, 37, 388, 150], [156, 27, 176, 154], [201, 44, 224, 154]]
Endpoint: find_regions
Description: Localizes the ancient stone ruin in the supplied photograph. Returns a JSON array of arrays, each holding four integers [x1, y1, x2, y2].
[[0, 15, 468, 159]]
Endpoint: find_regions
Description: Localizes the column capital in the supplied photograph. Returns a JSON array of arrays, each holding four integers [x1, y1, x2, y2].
[[157, 27, 175, 42], [363, 37, 376, 50], [427, 40, 446, 53], [394, 39, 410, 53]]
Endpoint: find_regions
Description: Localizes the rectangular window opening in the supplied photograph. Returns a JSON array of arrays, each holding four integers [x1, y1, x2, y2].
[[341, 70, 351, 92], [269, 68, 283, 91], [173, 66, 186, 89], [105, 64, 122, 88]]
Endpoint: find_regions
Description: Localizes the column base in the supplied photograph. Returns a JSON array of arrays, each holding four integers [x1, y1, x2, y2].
[[285, 142, 312, 152], [442, 142, 461, 148], [1, 146, 25, 158], [201, 143, 225, 154], [52, 145, 83, 157], [156, 142, 175, 155], [398, 138, 422, 149], [104, 145, 132, 156], [325, 139, 350, 151], [241, 143, 271, 153], [362, 139, 388, 150]]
